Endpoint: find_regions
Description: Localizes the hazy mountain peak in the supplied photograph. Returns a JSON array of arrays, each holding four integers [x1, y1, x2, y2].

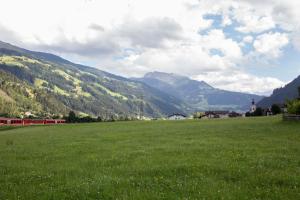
[[144, 71, 188, 82], [0, 41, 24, 53], [135, 71, 263, 111], [143, 71, 213, 89], [0, 40, 10, 47]]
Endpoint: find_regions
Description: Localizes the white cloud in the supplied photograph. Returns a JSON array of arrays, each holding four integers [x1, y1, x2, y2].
[[0, 24, 19, 44], [193, 71, 285, 95], [253, 32, 289, 58], [0, 0, 299, 95], [200, 29, 242, 60], [221, 15, 232, 27], [99, 29, 243, 78], [231, 1, 275, 33], [102, 42, 232, 78], [235, 14, 275, 34], [243, 36, 253, 43], [237, 0, 300, 50], [291, 31, 300, 52], [117, 17, 183, 48], [29, 17, 184, 56]]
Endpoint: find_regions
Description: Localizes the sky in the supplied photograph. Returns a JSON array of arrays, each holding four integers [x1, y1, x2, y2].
[[0, 0, 300, 95]]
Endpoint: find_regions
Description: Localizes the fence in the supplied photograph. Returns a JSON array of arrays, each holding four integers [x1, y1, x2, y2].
[[283, 114, 300, 121]]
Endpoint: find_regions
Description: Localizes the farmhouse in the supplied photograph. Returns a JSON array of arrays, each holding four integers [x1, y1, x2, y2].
[[277, 103, 288, 113], [167, 113, 187, 120], [205, 111, 230, 118]]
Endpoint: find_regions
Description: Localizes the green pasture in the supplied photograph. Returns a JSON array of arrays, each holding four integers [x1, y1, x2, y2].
[[0, 117, 299, 199]]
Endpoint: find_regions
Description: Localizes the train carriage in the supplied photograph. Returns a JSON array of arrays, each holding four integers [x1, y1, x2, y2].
[[0, 118, 65, 126]]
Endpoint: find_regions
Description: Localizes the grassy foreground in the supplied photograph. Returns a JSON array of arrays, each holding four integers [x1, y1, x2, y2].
[[0, 117, 299, 199]]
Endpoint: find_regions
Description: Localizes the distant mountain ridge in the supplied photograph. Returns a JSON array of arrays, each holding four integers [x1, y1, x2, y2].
[[0, 41, 265, 117], [0, 41, 187, 118], [133, 71, 264, 112], [258, 75, 300, 108]]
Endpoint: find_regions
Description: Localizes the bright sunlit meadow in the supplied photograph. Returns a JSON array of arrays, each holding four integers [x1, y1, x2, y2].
[[0, 117, 299, 200]]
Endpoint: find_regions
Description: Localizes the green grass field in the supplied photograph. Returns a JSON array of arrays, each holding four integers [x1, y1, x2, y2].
[[0, 117, 299, 199]]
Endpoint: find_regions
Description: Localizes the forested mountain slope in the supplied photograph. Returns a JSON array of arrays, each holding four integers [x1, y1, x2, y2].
[[258, 76, 300, 108], [0, 41, 187, 118]]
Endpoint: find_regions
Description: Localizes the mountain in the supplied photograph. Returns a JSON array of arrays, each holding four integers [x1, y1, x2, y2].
[[133, 72, 263, 112], [0, 41, 187, 118], [258, 75, 300, 108]]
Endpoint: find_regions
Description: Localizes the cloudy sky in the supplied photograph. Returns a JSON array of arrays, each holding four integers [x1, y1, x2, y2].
[[1, 0, 300, 95]]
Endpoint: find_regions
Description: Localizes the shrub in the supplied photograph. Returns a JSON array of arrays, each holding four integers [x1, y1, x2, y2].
[[253, 107, 263, 116], [193, 112, 205, 119], [67, 111, 78, 123], [287, 100, 300, 115], [271, 104, 281, 115], [245, 112, 251, 117]]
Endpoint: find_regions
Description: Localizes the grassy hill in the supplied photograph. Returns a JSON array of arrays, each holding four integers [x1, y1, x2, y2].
[[0, 117, 299, 199], [0, 41, 186, 118], [0, 69, 68, 117]]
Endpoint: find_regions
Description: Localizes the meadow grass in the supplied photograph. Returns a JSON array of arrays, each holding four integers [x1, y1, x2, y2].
[[0, 116, 299, 199]]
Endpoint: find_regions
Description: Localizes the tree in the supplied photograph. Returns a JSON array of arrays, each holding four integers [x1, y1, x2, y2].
[[193, 112, 205, 119], [253, 107, 263, 116], [245, 112, 251, 117], [271, 104, 281, 115], [287, 99, 300, 115], [67, 111, 77, 123], [81, 116, 93, 123], [97, 116, 102, 122]]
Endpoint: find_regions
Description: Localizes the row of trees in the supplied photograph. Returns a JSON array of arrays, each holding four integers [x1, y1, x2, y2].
[[65, 111, 138, 123], [65, 111, 102, 123]]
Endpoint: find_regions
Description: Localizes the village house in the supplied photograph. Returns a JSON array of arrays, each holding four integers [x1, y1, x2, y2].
[[167, 113, 187, 120], [205, 111, 230, 118]]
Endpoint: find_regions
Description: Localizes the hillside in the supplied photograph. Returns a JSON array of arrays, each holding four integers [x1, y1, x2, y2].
[[258, 75, 300, 108], [0, 41, 187, 118], [133, 72, 263, 112]]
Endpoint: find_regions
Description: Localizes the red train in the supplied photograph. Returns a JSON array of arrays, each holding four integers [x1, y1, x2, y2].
[[0, 118, 65, 126]]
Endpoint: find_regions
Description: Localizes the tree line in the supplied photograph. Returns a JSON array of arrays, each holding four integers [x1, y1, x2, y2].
[[65, 111, 138, 123]]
